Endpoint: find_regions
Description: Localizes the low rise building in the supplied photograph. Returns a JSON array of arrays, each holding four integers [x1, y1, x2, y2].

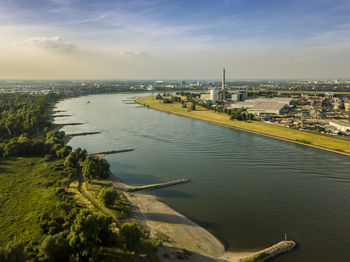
[[228, 97, 291, 115], [329, 120, 350, 132]]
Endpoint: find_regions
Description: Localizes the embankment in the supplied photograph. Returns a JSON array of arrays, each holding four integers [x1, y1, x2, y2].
[[135, 96, 350, 157]]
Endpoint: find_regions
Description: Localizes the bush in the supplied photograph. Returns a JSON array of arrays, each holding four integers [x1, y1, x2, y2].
[[67, 209, 114, 258], [162, 98, 172, 104], [0, 240, 25, 262], [155, 94, 163, 100], [56, 146, 72, 159], [39, 232, 72, 262], [98, 187, 118, 207], [82, 156, 110, 181], [119, 223, 142, 251]]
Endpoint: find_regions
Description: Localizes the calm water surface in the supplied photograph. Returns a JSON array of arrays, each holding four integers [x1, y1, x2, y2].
[[55, 93, 350, 262]]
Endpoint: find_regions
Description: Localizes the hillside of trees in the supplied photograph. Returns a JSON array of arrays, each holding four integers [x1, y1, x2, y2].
[[0, 93, 157, 261]]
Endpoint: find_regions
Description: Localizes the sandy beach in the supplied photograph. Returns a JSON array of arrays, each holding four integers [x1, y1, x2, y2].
[[109, 174, 255, 262]]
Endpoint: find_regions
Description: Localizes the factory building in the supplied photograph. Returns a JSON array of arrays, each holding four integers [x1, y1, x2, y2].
[[210, 89, 218, 103], [228, 97, 292, 115], [329, 120, 350, 132]]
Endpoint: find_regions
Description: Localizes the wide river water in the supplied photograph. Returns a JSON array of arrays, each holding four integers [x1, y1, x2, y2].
[[54, 93, 350, 262]]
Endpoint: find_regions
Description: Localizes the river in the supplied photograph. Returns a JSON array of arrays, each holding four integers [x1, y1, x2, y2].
[[54, 93, 350, 262]]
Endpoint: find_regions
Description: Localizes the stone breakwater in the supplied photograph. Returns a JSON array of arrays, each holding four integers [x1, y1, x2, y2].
[[240, 240, 296, 262]]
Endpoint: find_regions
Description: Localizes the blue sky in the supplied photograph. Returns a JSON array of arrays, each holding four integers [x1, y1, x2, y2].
[[1, 0, 350, 79]]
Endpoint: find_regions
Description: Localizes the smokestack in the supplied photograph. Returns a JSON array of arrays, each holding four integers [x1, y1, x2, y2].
[[222, 68, 225, 100]]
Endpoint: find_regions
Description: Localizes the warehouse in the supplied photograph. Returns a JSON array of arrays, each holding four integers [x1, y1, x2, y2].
[[228, 98, 290, 115]]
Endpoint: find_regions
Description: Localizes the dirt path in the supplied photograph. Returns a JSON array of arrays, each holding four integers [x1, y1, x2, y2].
[[78, 180, 117, 220]]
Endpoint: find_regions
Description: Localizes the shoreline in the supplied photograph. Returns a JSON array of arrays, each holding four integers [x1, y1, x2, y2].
[[108, 172, 256, 262], [135, 97, 350, 158]]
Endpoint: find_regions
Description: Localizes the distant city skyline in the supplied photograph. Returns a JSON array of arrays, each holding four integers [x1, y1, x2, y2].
[[1, 0, 350, 79]]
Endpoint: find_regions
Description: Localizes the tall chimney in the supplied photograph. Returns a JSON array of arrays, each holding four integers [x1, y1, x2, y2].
[[222, 68, 225, 100]]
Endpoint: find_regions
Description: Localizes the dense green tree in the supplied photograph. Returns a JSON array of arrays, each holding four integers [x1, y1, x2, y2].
[[82, 156, 110, 181], [56, 145, 72, 159], [67, 209, 114, 259], [119, 223, 142, 251], [98, 187, 118, 207], [39, 232, 72, 262], [0, 240, 25, 262], [64, 151, 79, 168]]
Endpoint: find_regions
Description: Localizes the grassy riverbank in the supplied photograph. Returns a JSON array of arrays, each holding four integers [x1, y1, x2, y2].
[[0, 157, 68, 246], [136, 96, 350, 155]]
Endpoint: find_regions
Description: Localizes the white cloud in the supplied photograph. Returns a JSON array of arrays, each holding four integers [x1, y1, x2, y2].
[[117, 50, 149, 57], [18, 36, 75, 52]]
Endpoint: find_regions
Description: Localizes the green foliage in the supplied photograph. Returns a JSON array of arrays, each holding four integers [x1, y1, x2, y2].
[[46, 131, 65, 145], [67, 209, 115, 259], [0, 93, 55, 138], [56, 145, 72, 159], [119, 223, 142, 251], [229, 109, 254, 121], [155, 94, 163, 100], [64, 147, 87, 168], [82, 156, 110, 181], [315, 126, 325, 133], [170, 96, 181, 102], [296, 139, 311, 144], [98, 187, 118, 207], [240, 252, 268, 262], [2, 138, 48, 157], [39, 232, 72, 262], [0, 240, 26, 262], [162, 98, 172, 104], [155, 232, 169, 247]]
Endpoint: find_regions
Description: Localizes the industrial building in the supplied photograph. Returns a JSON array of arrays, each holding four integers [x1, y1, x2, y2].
[[228, 98, 292, 115], [200, 68, 248, 103], [329, 120, 350, 132]]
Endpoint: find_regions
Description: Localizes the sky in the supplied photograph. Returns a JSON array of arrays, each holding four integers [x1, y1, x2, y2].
[[0, 0, 350, 80]]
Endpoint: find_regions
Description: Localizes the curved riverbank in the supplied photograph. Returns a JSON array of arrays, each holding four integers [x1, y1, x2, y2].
[[108, 174, 256, 262], [135, 96, 350, 157]]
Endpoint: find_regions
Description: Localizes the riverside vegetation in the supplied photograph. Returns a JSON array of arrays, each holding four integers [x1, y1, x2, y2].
[[0, 93, 158, 261], [137, 94, 350, 154]]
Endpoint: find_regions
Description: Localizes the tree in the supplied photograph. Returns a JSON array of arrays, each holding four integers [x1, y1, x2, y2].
[[56, 145, 72, 159], [98, 187, 118, 207], [39, 232, 72, 262], [119, 223, 142, 251], [67, 209, 114, 259], [64, 151, 79, 168], [0, 240, 25, 262], [82, 156, 110, 181]]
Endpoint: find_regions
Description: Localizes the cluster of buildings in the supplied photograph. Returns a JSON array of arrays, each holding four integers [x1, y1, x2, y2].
[[197, 69, 350, 136], [200, 69, 295, 115]]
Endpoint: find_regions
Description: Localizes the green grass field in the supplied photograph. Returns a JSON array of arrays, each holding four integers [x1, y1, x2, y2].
[[0, 157, 67, 246], [136, 96, 350, 154]]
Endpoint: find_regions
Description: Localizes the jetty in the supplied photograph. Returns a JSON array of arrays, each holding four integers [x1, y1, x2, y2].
[[53, 114, 72, 118], [128, 178, 190, 192], [66, 131, 101, 137], [240, 240, 296, 262], [93, 149, 134, 155], [55, 122, 85, 126]]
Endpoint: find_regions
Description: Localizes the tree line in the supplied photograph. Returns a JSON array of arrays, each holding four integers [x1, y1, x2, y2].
[[0, 93, 154, 261]]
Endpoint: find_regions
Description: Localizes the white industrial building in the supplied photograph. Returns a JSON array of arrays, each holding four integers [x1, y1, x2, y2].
[[329, 120, 350, 132], [210, 89, 218, 103], [228, 97, 292, 115]]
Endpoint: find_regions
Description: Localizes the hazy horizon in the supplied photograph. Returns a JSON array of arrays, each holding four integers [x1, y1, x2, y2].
[[1, 0, 350, 80]]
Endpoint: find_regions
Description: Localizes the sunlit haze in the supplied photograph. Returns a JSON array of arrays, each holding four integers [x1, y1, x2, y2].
[[1, 0, 350, 79]]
